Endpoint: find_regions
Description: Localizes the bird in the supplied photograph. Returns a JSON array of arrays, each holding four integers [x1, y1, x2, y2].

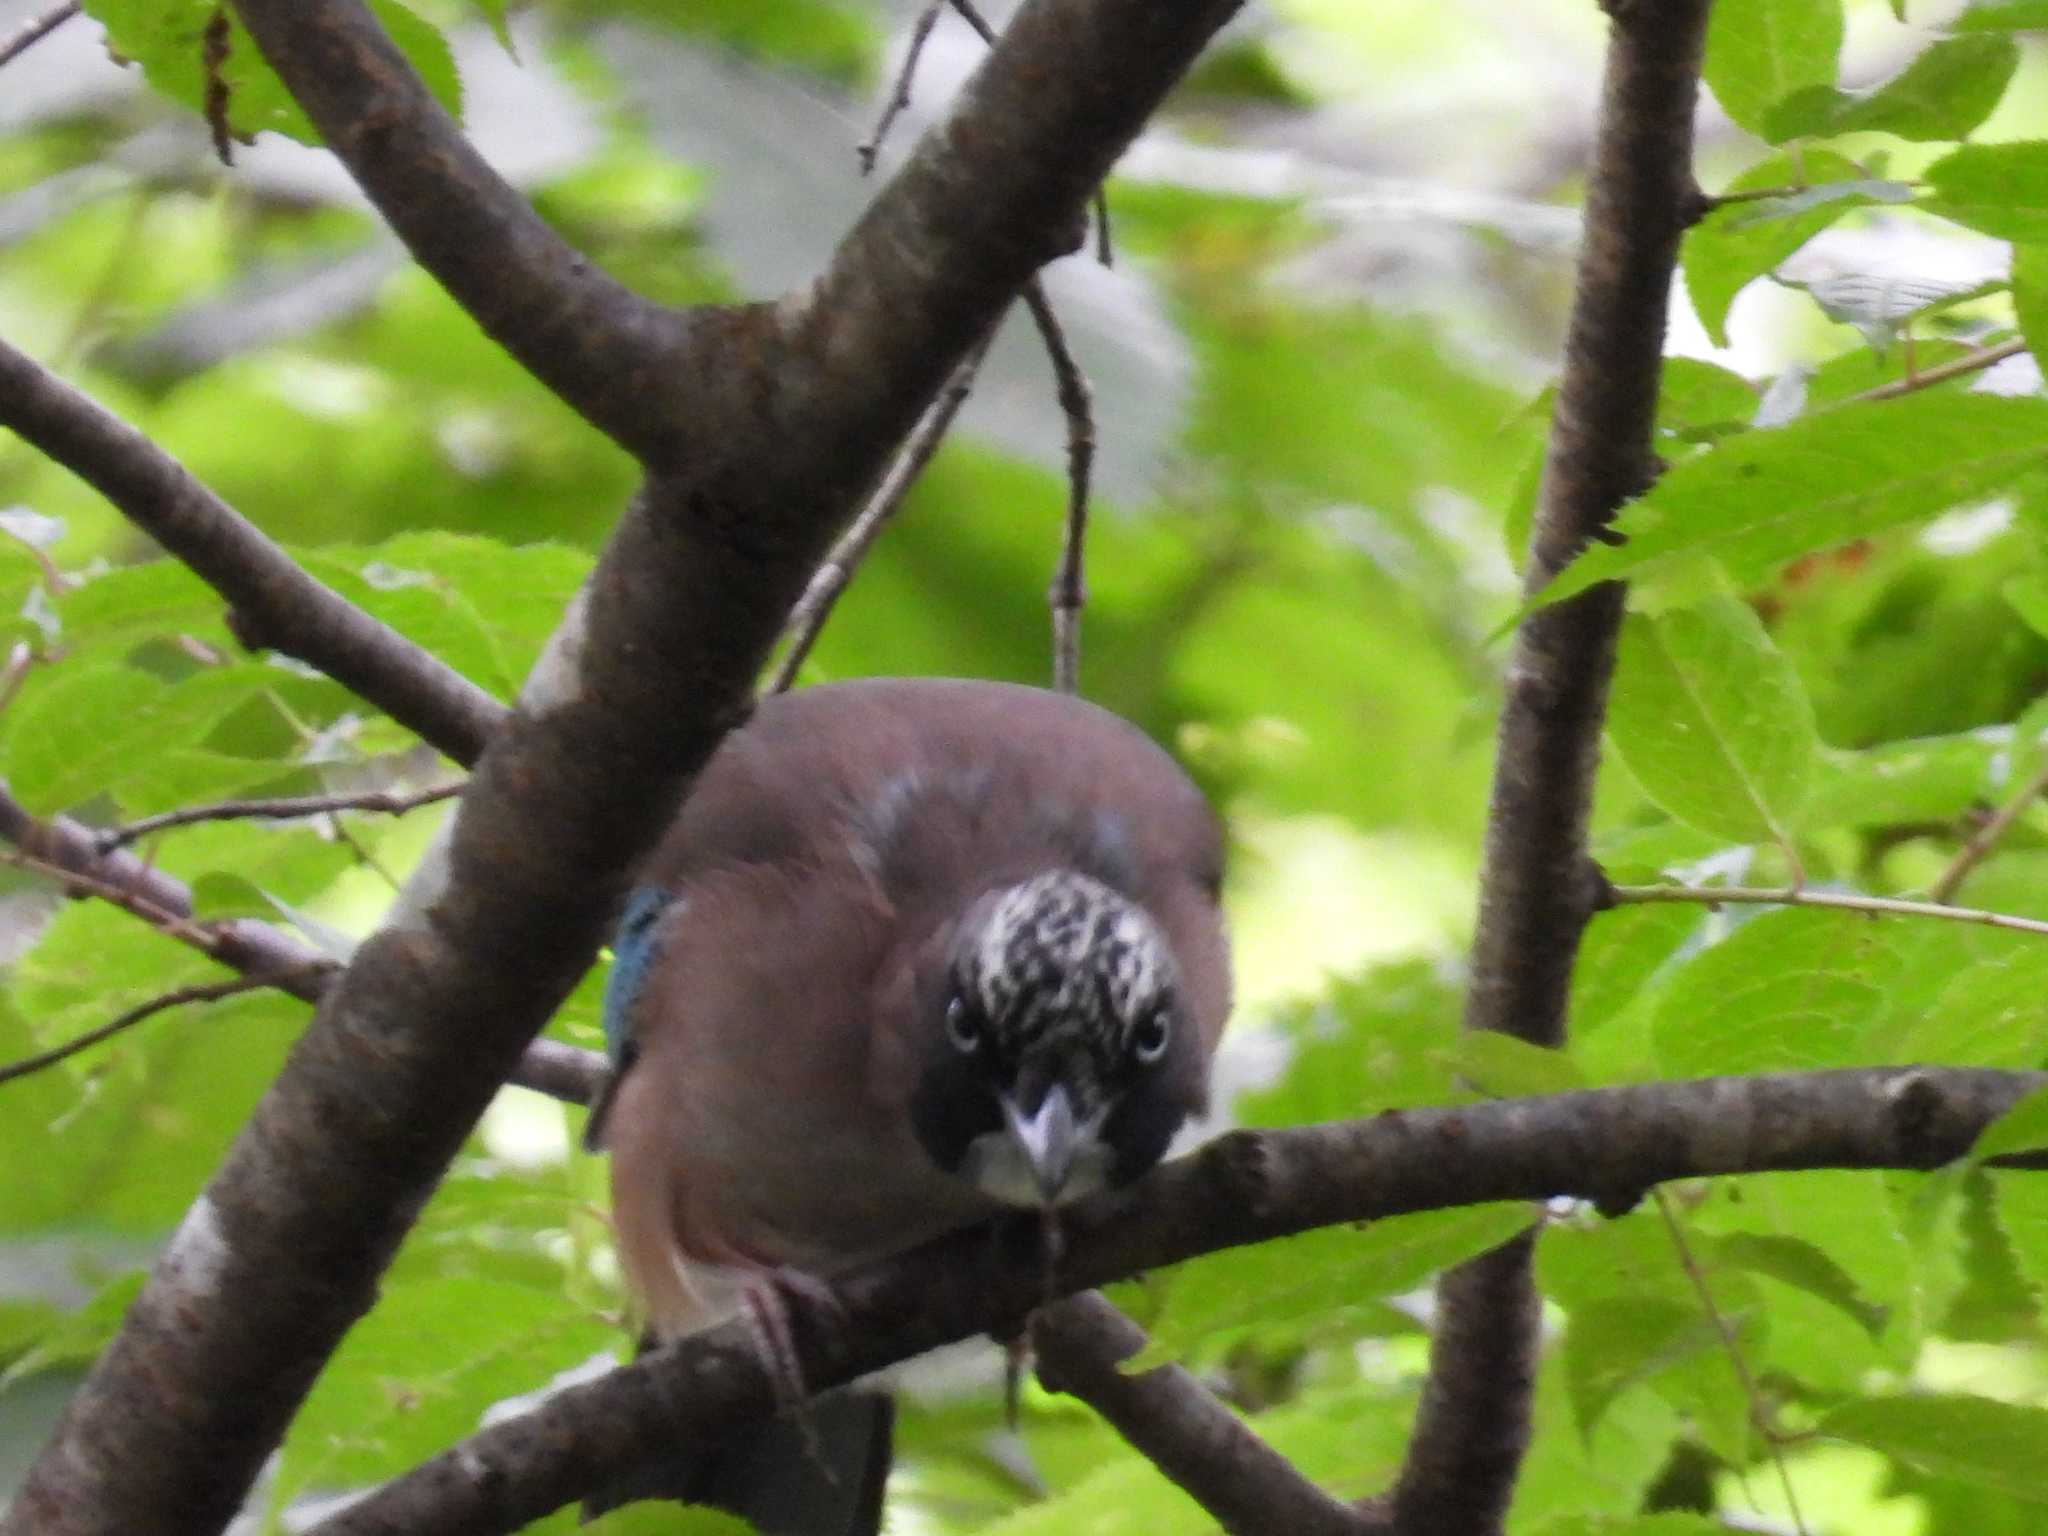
[[584, 676, 1231, 1534]]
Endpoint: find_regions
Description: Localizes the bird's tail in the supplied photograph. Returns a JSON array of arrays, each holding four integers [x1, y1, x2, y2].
[[583, 1389, 895, 1536]]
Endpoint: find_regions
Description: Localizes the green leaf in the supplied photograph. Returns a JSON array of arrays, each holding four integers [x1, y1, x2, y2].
[[0, 662, 277, 813], [1685, 151, 1867, 347], [1563, 1296, 1721, 1440], [1607, 597, 1818, 845], [2006, 571, 2048, 639], [1711, 1231, 1888, 1337], [1129, 1205, 1532, 1368], [1969, 1083, 2048, 1164], [1658, 358, 1759, 443], [1992, 1172, 2048, 1303], [1805, 734, 2007, 828], [299, 535, 591, 701], [1924, 141, 2048, 243], [1235, 963, 1464, 1128], [1537, 395, 2048, 607], [0, 1271, 145, 1387], [1702, 0, 1844, 140], [1448, 1030, 1586, 1099], [1651, 907, 1893, 1078], [1821, 1395, 2048, 1501], [1892, 950, 2048, 1068], [1780, 35, 2018, 142], [84, 0, 461, 148], [274, 1276, 612, 1503], [1956, 0, 2048, 28], [1527, 1518, 1727, 1536]]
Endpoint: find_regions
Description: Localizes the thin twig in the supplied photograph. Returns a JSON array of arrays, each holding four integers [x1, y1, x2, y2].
[[1030, 1293, 1380, 1536], [0, 0, 77, 69], [854, 0, 1098, 694], [1652, 1191, 1809, 1536], [0, 966, 331, 1088], [1605, 881, 2048, 939], [1700, 183, 1809, 210], [0, 642, 38, 720], [0, 338, 506, 764], [765, 342, 990, 693], [0, 783, 603, 1103], [946, 0, 998, 43], [1020, 279, 1095, 695], [858, 1, 946, 173], [1929, 756, 2048, 904], [95, 782, 463, 854], [1, 846, 228, 953], [1847, 337, 2026, 404]]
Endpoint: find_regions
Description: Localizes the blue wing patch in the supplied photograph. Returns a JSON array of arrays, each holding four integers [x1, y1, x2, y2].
[[601, 884, 676, 1067]]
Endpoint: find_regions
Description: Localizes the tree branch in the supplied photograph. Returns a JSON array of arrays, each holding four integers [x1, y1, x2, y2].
[[1929, 752, 2048, 904], [0, 0, 77, 70], [0, 337, 507, 766], [308, 1065, 2044, 1536], [1393, 4, 1713, 1532], [4, 4, 1243, 1532], [1023, 277, 1095, 695], [764, 338, 990, 694], [1847, 336, 2028, 406], [1031, 1292, 1381, 1536], [1606, 880, 2048, 940], [0, 784, 603, 1104], [225, 0, 691, 461], [0, 968, 328, 1087], [93, 782, 464, 854]]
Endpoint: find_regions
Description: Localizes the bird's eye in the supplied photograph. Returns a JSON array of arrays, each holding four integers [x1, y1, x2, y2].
[[945, 993, 983, 1054], [1132, 1007, 1170, 1064]]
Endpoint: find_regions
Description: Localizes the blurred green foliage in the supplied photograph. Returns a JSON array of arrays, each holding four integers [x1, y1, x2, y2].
[[5, 0, 2048, 1531]]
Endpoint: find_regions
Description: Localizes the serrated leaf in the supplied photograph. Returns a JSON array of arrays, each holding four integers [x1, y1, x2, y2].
[[1712, 1231, 1888, 1337], [1702, 0, 1844, 140], [1968, 1082, 2048, 1164], [1563, 1296, 1720, 1441], [1821, 1395, 2048, 1501], [1788, 35, 2018, 143], [85, 0, 460, 148], [1607, 597, 1817, 845], [1924, 141, 2048, 243], [1651, 907, 1893, 1078], [1, 662, 276, 813], [1537, 396, 2048, 607], [1128, 1205, 1532, 1368], [274, 1276, 612, 1504], [1993, 1172, 2048, 1302], [1893, 950, 2048, 1068], [298, 535, 591, 701], [1686, 150, 1865, 347]]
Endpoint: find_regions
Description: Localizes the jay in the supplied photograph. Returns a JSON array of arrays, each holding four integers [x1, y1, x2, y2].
[[587, 677, 1231, 1534]]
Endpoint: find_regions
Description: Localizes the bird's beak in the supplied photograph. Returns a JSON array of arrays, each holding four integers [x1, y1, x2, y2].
[[1002, 1084, 1082, 1204]]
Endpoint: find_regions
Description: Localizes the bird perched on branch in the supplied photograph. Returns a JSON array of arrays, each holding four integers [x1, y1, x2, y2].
[[585, 676, 1231, 1535]]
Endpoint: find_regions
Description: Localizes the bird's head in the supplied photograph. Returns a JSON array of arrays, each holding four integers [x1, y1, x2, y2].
[[908, 869, 1197, 1208]]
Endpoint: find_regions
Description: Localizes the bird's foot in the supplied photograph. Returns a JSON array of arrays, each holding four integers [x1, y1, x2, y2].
[[1002, 1330, 1032, 1430], [737, 1266, 849, 1473]]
